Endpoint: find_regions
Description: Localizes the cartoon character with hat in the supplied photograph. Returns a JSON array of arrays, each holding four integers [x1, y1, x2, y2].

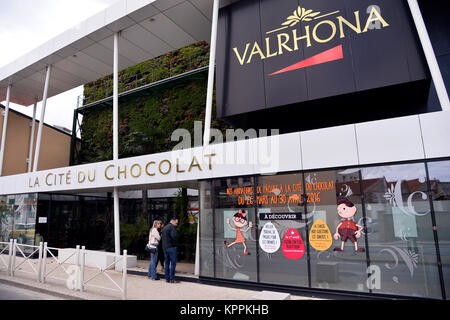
[[225, 209, 253, 255], [333, 198, 365, 252]]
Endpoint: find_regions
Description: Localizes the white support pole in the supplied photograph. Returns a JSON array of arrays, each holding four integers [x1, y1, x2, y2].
[[122, 249, 127, 300], [407, 0, 450, 110], [80, 246, 85, 292], [27, 99, 38, 172], [11, 239, 17, 276], [114, 186, 120, 256], [33, 65, 52, 172], [37, 242, 43, 283], [8, 239, 13, 276], [196, 0, 219, 277], [75, 245, 80, 291], [42, 242, 48, 283], [202, 0, 220, 146], [113, 32, 121, 260], [113, 32, 119, 161], [194, 213, 200, 276], [0, 85, 11, 176]]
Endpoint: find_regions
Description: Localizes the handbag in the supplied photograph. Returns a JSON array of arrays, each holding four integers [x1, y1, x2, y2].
[[145, 243, 157, 254]]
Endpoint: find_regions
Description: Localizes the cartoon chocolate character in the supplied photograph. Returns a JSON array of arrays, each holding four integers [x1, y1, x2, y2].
[[333, 198, 365, 252], [224, 209, 253, 255]]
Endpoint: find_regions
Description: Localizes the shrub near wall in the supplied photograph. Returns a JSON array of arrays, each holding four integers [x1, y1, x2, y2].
[[79, 42, 229, 164], [80, 78, 227, 163], [82, 41, 210, 105], [77, 43, 232, 260]]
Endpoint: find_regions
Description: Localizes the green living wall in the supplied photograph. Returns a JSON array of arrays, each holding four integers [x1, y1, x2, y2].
[[79, 41, 229, 164]]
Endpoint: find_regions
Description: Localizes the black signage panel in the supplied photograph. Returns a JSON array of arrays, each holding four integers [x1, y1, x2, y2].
[[259, 212, 304, 221], [216, 0, 266, 117], [300, 0, 356, 100], [216, 0, 428, 118], [260, 0, 310, 107]]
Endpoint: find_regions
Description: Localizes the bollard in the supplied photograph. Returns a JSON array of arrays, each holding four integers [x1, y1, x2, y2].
[[75, 245, 80, 291], [37, 242, 43, 283], [80, 246, 85, 292], [122, 250, 127, 300], [41, 242, 48, 283], [8, 239, 13, 276], [11, 239, 17, 276]]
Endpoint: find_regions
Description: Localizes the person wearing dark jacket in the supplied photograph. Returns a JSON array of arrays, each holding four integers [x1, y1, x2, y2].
[[161, 217, 178, 283], [157, 222, 165, 272]]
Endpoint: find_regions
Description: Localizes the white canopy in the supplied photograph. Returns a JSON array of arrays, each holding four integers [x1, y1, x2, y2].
[[0, 0, 237, 106]]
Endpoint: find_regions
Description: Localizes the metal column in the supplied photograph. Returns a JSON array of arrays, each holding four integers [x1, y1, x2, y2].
[[33, 65, 52, 172], [407, 0, 450, 110], [0, 85, 11, 176], [27, 99, 38, 172], [202, 0, 220, 146], [113, 32, 121, 257], [69, 109, 78, 166], [196, 0, 220, 276]]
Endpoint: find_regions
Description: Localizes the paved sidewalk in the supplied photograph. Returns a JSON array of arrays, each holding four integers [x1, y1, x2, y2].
[[0, 256, 323, 300]]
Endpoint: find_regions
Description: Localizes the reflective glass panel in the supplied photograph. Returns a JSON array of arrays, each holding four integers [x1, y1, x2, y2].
[[255, 173, 308, 287], [361, 163, 441, 298], [213, 177, 258, 282], [307, 169, 369, 292], [199, 180, 214, 277], [427, 160, 450, 299]]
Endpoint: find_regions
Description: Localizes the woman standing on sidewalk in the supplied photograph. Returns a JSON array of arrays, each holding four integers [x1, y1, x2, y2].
[[148, 220, 162, 280]]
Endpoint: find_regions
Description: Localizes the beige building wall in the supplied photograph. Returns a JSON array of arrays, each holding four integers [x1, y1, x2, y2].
[[0, 105, 72, 176]]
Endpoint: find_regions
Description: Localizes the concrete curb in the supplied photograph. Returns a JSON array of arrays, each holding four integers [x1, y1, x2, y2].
[[0, 278, 84, 300]]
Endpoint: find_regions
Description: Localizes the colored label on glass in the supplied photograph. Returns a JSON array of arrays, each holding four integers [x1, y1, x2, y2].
[[281, 228, 305, 259], [309, 219, 333, 251], [259, 222, 281, 253]]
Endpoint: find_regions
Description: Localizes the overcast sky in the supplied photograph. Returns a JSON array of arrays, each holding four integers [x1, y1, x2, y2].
[[0, 0, 118, 130]]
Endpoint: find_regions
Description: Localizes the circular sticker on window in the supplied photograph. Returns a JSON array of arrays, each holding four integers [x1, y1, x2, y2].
[[259, 222, 281, 253], [309, 219, 333, 251], [281, 228, 305, 259]]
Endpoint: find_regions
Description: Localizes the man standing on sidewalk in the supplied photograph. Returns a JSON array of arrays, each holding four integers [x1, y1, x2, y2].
[[161, 217, 178, 283]]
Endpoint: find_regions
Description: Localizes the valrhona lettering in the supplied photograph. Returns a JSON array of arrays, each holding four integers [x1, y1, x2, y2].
[[233, 7, 389, 66]]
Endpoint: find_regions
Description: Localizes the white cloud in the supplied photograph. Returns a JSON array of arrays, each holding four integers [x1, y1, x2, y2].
[[0, 0, 118, 131]]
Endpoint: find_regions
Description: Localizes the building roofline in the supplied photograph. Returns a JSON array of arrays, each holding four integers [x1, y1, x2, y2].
[[0, 103, 74, 138], [0, 0, 238, 107]]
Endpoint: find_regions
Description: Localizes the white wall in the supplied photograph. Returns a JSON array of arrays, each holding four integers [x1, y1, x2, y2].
[[1, 110, 449, 195]]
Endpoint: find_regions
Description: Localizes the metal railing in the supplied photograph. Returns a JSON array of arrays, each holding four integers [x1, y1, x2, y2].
[[0, 241, 12, 273], [0, 241, 128, 300], [80, 246, 128, 300], [10, 239, 43, 282], [42, 243, 80, 285]]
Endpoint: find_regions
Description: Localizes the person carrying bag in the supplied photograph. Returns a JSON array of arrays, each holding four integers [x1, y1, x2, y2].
[[147, 220, 162, 280]]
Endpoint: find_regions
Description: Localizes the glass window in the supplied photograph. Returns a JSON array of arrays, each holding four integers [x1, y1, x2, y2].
[[427, 160, 450, 299], [307, 169, 369, 292], [0, 194, 38, 254], [255, 173, 309, 287], [199, 181, 214, 277], [362, 163, 441, 298], [212, 177, 258, 282]]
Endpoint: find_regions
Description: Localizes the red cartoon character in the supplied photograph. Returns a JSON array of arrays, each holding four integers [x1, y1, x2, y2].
[[224, 209, 253, 255], [333, 198, 365, 252]]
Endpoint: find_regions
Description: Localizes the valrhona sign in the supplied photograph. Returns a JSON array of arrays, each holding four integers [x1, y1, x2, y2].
[[216, 0, 427, 118]]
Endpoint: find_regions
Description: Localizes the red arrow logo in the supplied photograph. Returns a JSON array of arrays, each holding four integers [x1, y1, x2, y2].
[[269, 45, 343, 76]]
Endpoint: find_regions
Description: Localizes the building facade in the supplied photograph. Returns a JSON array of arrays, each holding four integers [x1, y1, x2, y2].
[[197, 0, 450, 299], [0, 0, 449, 299], [0, 105, 73, 246]]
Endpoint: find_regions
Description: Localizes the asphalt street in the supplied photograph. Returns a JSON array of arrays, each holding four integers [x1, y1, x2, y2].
[[0, 282, 64, 300]]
